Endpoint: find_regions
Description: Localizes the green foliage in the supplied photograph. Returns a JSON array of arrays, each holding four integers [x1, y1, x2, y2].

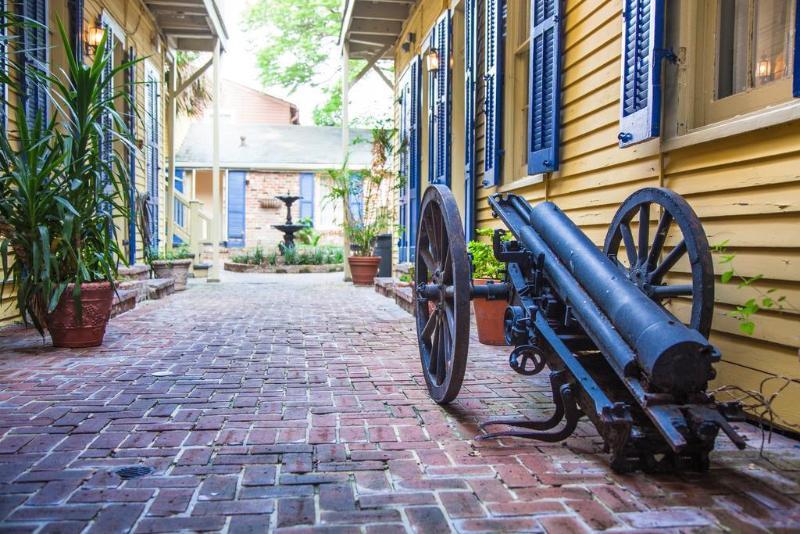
[[155, 245, 194, 262], [467, 228, 510, 280], [712, 241, 792, 336], [231, 245, 343, 266], [312, 83, 342, 127], [244, 0, 342, 92], [323, 128, 402, 257], [0, 20, 134, 334], [296, 217, 322, 246]]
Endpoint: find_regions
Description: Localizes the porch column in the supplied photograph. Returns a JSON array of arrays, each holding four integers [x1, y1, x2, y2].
[[208, 39, 222, 282], [165, 54, 178, 252], [342, 42, 352, 281]]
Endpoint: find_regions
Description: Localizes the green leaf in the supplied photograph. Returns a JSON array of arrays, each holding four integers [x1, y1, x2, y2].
[[721, 270, 734, 284], [739, 321, 756, 336]]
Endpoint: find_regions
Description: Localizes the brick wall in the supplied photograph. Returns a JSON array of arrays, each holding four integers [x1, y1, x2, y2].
[[245, 172, 300, 248]]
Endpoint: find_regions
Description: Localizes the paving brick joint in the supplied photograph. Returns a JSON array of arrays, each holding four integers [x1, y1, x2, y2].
[[0, 272, 798, 533]]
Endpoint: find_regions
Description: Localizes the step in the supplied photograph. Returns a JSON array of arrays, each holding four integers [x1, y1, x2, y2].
[[111, 288, 137, 318], [118, 264, 150, 281], [394, 285, 415, 316], [118, 280, 149, 303], [374, 277, 395, 297], [146, 278, 176, 300]]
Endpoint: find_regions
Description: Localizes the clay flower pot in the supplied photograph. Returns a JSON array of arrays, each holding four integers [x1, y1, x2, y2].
[[348, 256, 381, 286], [46, 282, 114, 348], [473, 278, 508, 346], [152, 259, 193, 291]]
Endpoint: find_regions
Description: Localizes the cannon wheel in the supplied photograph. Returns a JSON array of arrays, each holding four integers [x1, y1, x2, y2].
[[415, 185, 472, 404], [604, 188, 714, 337]]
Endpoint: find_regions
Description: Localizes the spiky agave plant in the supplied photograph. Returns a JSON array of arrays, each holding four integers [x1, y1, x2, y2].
[[0, 18, 137, 334]]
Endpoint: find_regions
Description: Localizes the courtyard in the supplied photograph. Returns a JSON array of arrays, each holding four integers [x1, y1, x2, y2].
[[0, 274, 798, 533]]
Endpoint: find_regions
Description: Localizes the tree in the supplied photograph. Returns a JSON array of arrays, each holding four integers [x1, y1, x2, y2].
[[245, 0, 342, 92], [312, 84, 342, 127]]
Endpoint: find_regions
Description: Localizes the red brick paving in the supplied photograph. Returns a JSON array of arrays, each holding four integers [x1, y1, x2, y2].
[[0, 272, 798, 533]]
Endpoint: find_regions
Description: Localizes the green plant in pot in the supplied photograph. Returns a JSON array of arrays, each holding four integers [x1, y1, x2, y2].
[[0, 21, 134, 347], [467, 228, 509, 346], [151, 245, 194, 291], [324, 127, 399, 286]]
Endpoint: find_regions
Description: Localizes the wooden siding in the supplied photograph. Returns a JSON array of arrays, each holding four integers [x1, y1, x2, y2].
[[393, 0, 800, 429], [0, 0, 169, 326]]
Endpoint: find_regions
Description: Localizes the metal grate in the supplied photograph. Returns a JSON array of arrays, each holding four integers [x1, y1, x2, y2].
[[115, 466, 153, 480]]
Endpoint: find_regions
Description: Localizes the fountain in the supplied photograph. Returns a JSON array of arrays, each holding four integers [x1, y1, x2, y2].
[[272, 192, 305, 254]]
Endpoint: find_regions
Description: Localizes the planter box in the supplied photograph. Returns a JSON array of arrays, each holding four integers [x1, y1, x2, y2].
[[151, 259, 192, 291], [224, 262, 344, 274]]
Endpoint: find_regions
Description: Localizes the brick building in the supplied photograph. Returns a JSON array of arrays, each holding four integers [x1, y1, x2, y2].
[[175, 124, 372, 249]]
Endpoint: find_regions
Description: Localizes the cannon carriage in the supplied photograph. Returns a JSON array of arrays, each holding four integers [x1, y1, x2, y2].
[[414, 184, 746, 473]]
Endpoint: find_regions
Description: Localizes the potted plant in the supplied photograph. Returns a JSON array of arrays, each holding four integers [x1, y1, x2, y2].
[[0, 21, 134, 348], [468, 228, 509, 345], [325, 127, 399, 286], [151, 245, 194, 291]]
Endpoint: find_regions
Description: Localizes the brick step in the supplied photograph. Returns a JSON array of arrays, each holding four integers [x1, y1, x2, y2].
[[111, 288, 137, 318], [118, 264, 150, 281], [118, 280, 149, 303], [146, 278, 176, 300]]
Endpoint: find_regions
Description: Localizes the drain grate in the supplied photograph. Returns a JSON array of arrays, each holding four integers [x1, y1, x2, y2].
[[114, 465, 153, 480]]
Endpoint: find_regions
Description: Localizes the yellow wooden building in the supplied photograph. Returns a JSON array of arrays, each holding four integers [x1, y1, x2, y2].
[[0, 0, 227, 324], [341, 0, 800, 429]]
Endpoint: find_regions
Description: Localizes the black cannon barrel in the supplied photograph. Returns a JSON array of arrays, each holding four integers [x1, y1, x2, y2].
[[525, 201, 713, 394]]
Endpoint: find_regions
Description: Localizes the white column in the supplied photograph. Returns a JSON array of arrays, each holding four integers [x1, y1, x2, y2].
[[342, 43, 352, 281], [165, 54, 177, 252], [208, 39, 222, 283]]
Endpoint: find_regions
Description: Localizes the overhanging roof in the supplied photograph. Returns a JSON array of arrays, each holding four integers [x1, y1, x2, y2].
[[339, 0, 414, 60], [144, 0, 228, 52]]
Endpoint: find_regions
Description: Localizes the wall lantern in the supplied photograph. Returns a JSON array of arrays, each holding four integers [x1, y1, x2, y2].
[[426, 48, 440, 73], [85, 21, 105, 52]]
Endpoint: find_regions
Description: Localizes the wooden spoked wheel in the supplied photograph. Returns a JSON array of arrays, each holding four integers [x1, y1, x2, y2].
[[603, 187, 715, 338], [415, 185, 472, 404]]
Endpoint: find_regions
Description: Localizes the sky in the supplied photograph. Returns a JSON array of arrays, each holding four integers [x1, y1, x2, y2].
[[218, 0, 393, 126]]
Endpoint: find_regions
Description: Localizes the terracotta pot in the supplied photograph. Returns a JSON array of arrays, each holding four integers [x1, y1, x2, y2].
[[152, 259, 192, 291], [473, 278, 508, 346], [348, 256, 381, 286], [46, 282, 114, 348]]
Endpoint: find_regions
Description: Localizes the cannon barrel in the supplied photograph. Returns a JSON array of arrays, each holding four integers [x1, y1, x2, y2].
[[500, 195, 714, 394]]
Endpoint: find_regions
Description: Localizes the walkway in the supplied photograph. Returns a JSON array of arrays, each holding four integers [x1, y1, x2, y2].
[[0, 273, 798, 533]]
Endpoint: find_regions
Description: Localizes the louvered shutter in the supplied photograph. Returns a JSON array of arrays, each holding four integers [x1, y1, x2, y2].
[[618, 0, 664, 147], [528, 0, 562, 174], [464, 0, 477, 240], [349, 173, 364, 224], [145, 65, 160, 253], [794, 2, 799, 97], [398, 69, 411, 263], [21, 0, 48, 126], [299, 173, 314, 222], [483, 0, 504, 187], [1, 0, 6, 131], [68, 0, 84, 63], [429, 11, 452, 186], [407, 57, 421, 261], [126, 48, 137, 264], [100, 22, 114, 191]]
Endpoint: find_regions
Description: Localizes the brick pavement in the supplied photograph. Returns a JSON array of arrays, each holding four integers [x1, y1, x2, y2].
[[0, 272, 798, 533]]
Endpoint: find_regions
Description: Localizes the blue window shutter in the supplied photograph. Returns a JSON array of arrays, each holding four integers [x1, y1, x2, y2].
[[145, 67, 160, 253], [794, 0, 799, 97], [349, 173, 364, 223], [299, 173, 314, 222], [619, 0, 665, 147], [464, 0, 477, 240], [483, 0, 504, 187], [429, 11, 452, 186], [398, 67, 411, 263], [126, 47, 137, 264], [528, 0, 563, 174], [21, 0, 49, 126], [100, 21, 114, 187], [226, 171, 246, 248], [408, 57, 421, 261], [1, 0, 6, 131]]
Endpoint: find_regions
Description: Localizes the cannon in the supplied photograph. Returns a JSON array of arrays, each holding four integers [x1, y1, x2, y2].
[[414, 185, 746, 473]]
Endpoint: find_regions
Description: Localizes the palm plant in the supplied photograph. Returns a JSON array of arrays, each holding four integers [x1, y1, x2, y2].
[[0, 18, 135, 334]]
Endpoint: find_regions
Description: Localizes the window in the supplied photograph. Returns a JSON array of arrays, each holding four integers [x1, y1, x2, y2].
[[503, 0, 530, 182], [695, 0, 796, 126], [21, 0, 49, 125]]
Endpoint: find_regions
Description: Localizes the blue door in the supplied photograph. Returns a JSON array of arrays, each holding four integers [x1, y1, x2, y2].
[[299, 173, 314, 223], [227, 171, 246, 248]]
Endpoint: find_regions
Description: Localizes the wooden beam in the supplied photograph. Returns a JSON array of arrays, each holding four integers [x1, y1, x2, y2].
[[372, 65, 392, 89], [172, 56, 213, 97]]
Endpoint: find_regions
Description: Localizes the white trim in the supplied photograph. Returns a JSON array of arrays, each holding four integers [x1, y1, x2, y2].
[[175, 162, 371, 172], [101, 10, 126, 47], [663, 99, 800, 152]]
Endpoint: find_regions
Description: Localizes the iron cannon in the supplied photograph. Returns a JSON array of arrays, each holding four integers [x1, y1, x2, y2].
[[414, 185, 746, 473]]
